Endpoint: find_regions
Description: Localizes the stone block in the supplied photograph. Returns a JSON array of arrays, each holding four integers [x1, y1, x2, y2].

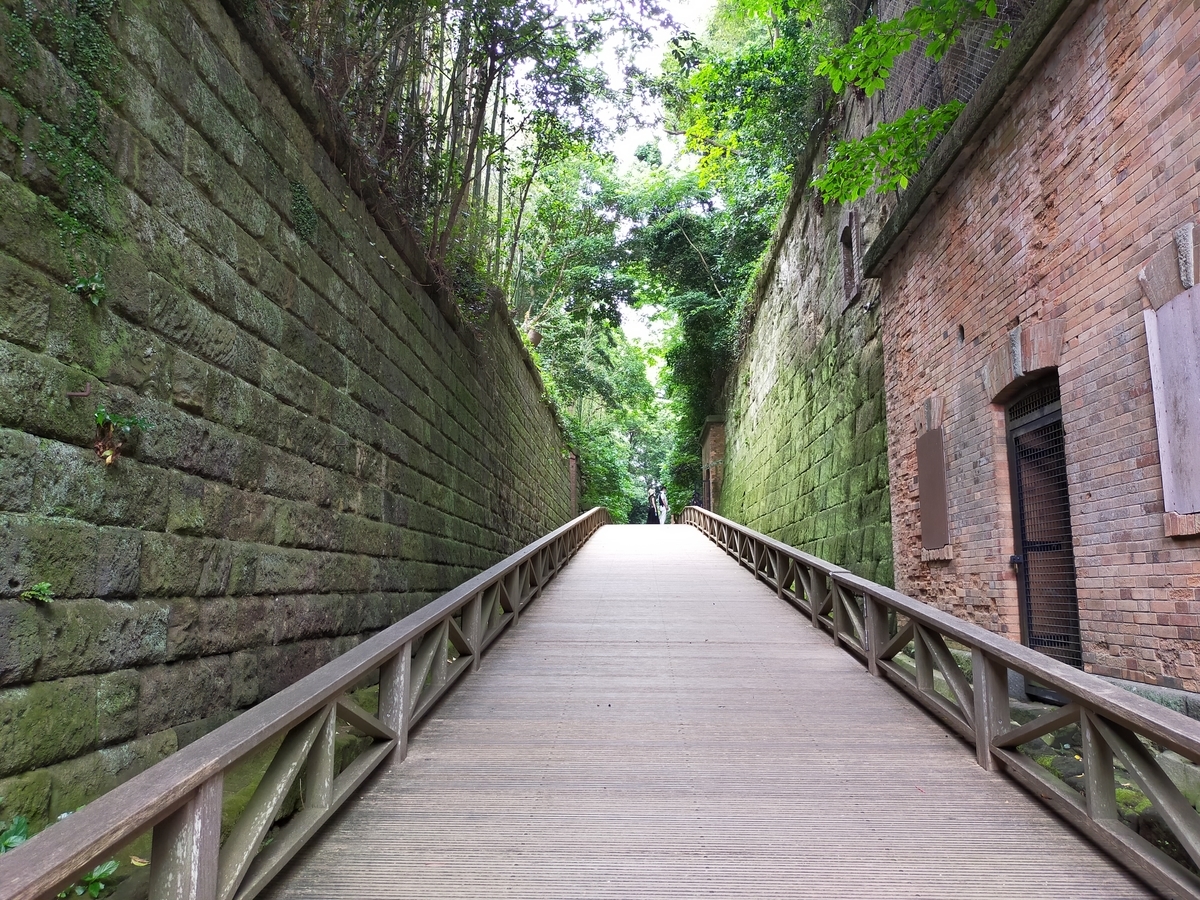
[[0, 251, 53, 350], [224, 378, 281, 447], [167, 596, 272, 660], [0, 514, 100, 600], [0, 677, 98, 777], [47, 730, 177, 819], [158, 272, 237, 362], [33, 599, 168, 681], [252, 546, 310, 594], [137, 657, 232, 735], [232, 637, 356, 709], [168, 471, 225, 536], [270, 594, 352, 644], [273, 500, 337, 550], [138, 532, 237, 597], [29, 442, 169, 529], [0, 428, 37, 512], [0, 343, 95, 445], [0, 767, 52, 828], [104, 250, 153, 325], [171, 351, 209, 412], [97, 670, 140, 745], [96, 528, 143, 598], [0, 600, 42, 687]]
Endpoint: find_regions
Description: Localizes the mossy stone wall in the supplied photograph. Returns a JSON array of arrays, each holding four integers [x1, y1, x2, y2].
[[717, 108, 893, 586], [0, 0, 571, 827]]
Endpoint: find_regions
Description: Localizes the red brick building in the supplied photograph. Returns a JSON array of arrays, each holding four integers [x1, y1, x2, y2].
[[870, 0, 1200, 693]]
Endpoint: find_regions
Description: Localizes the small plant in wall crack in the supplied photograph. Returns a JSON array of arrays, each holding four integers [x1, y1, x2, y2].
[[19, 582, 54, 603], [93, 406, 152, 465], [66, 271, 106, 305]]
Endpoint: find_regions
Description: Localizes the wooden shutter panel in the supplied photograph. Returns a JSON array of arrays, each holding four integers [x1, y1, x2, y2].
[[917, 427, 950, 551]]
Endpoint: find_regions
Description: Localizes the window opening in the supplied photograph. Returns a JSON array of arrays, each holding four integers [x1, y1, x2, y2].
[[841, 210, 861, 308]]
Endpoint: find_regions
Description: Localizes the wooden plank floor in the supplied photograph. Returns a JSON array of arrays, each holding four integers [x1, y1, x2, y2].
[[262, 524, 1154, 899]]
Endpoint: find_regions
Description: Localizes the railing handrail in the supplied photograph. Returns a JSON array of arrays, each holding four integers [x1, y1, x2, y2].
[[0, 506, 611, 900], [683, 504, 1200, 900], [685, 505, 1200, 754], [828, 568, 1200, 758]]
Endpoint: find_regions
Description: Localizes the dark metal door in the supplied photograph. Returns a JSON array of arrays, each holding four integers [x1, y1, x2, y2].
[[1007, 378, 1083, 670]]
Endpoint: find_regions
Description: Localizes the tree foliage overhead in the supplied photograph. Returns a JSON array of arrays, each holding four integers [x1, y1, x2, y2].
[[270, 0, 661, 295], [262, 0, 1013, 521], [811, 0, 1014, 202], [535, 311, 670, 523], [660, 0, 833, 214]]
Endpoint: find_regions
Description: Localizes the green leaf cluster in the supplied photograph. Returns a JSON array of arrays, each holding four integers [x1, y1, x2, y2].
[[812, 0, 1010, 203], [19, 582, 54, 604], [1, 813, 118, 897], [94, 407, 152, 435], [58, 861, 119, 899], [0, 815, 30, 852], [814, 0, 1008, 96], [812, 100, 964, 202], [660, 0, 831, 216]]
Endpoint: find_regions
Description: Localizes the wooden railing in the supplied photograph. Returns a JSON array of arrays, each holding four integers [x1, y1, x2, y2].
[[683, 505, 1200, 900], [0, 507, 610, 900]]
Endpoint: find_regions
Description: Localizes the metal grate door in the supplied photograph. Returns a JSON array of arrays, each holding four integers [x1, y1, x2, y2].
[[1007, 379, 1083, 669]]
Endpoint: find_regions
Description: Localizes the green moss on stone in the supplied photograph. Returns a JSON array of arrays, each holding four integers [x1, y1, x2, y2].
[[290, 181, 317, 242], [0, 678, 101, 777]]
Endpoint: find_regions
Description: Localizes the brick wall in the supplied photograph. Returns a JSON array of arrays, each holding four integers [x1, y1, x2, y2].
[[0, 0, 571, 824], [879, 0, 1200, 690], [718, 98, 894, 587]]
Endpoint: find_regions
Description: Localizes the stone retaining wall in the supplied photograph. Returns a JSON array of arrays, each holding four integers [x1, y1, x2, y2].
[[0, 0, 571, 826], [717, 102, 894, 587]]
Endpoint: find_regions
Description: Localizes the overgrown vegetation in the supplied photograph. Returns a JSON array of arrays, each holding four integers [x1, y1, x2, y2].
[[0, 813, 118, 897], [0, 814, 29, 851], [812, 0, 1014, 202], [270, 0, 661, 301], [263, 0, 1013, 516]]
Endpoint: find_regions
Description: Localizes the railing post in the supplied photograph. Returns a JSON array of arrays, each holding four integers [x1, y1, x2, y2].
[[506, 568, 521, 624], [379, 641, 412, 761], [809, 570, 826, 630], [306, 703, 337, 809], [149, 773, 223, 900], [465, 592, 482, 673], [971, 649, 1009, 771], [865, 595, 888, 678], [915, 631, 934, 694], [1082, 710, 1118, 819], [432, 621, 449, 688], [831, 581, 845, 648]]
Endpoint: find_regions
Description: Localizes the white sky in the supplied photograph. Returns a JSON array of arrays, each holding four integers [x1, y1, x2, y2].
[[607, 0, 716, 169]]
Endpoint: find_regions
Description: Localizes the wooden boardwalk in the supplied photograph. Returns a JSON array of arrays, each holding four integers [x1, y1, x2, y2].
[[262, 524, 1153, 899]]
